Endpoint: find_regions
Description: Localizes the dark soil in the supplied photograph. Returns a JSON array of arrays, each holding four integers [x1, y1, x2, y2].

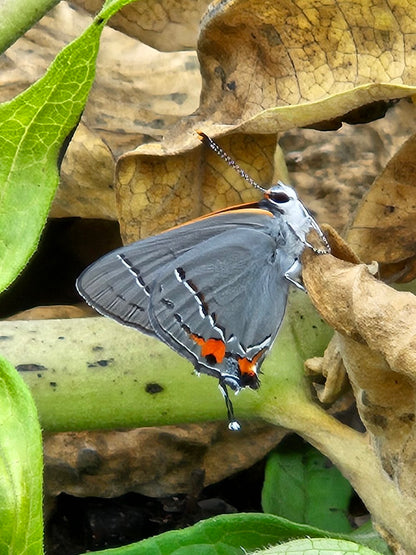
[[45, 459, 266, 554]]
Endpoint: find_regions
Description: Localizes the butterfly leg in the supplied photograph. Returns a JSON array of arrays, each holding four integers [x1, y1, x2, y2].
[[284, 259, 306, 291], [218, 381, 241, 431]]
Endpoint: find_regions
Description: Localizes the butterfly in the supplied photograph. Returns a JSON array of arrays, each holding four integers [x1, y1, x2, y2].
[[77, 132, 330, 430]]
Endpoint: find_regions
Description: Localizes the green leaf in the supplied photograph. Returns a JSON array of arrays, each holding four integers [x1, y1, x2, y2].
[[250, 537, 382, 554], [0, 0, 137, 294], [0, 356, 43, 554], [262, 440, 353, 533], [349, 522, 393, 555], [83, 513, 383, 555], [0, 0, 60, 54]]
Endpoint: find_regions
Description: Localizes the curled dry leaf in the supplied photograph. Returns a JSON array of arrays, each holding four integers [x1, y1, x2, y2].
[[302, 252, 416, 375], [43, 422, 286, 501], [117, 0, 416, 239], [198, 0, 415, 122], [117, 133, 278, 241], [302, 251, 416, 550], [71, 0, 211, 51], [347, 132, 416, 282]]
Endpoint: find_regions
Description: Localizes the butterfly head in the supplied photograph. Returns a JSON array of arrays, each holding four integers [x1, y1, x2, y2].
[[197, 131, 330, 255], [264, 182, 330, 254]]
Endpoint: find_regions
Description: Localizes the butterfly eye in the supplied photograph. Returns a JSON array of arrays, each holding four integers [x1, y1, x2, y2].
[[268, 191, 290, 203]]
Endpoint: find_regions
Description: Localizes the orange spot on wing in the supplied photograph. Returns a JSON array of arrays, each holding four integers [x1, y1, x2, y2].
[[238, 349, 265, 376], [190, 334, 226, 363]]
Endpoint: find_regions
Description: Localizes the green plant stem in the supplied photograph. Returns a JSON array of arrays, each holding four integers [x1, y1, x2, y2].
[[0, 0, 60, 54], [0, 316, 231, 431], [0, 290, 331, 431], [259, 395, 416, 553]]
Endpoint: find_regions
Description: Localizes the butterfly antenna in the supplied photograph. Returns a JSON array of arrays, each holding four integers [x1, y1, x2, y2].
[[218, 381, 241, 431], [197, 131, 266, 193]]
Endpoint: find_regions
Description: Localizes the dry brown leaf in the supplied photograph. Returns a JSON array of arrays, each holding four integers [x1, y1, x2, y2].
[[116, 0, 416, 239], [303, 252, 416, 360], [51, 122, 116, 219], [71, 0, 210, 51], [43, 422, 286, 501], [347, 132, 416, 282], [198, 0, 415, 121], [302, 251, 416, 547], [117, 133, 277, 240]]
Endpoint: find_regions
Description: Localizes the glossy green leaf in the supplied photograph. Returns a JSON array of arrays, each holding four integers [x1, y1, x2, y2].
[[251, 537, 382, 554], [85, 513, 386, 555], [262, 441, 353, 533], [0, 356, 43, 554], [0, 0, 137, 294]]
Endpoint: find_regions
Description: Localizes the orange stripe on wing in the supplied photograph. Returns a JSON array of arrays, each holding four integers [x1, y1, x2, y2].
[[162, 206, 273, 233]]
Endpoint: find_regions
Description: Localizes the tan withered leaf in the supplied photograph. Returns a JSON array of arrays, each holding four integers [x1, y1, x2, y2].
[[302, 253, 416, 368], [71, 0, 210, 51], [117, 133, 277, 241], [198, 0, 415, 123], [117, 0, 416, 239], [302, 251, 416, 548], [347, 133, 416, 282], [51, 122, 116, 219]]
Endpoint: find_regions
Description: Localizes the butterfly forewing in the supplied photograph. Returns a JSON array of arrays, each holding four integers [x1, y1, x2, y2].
[[76, 207, 274, 335]]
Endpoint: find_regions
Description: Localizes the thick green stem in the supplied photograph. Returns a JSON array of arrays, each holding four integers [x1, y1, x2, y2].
[[259, 384, 416, 553], [0, 290, 331, 431]]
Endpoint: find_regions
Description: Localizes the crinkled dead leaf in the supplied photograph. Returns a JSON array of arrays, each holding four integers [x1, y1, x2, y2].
[[117, 133, 278, 240], [71, 0, 211, 51], [347, 132, 416, 282], [43, 422, 286, 500], [198, 0, 416, 122], [117, 0, 416, 239], [302, 251, 416, 551], [303, 252, 416, 369]]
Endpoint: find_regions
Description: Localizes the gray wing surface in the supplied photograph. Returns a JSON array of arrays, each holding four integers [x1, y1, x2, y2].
[[76, 209, 280, 335]]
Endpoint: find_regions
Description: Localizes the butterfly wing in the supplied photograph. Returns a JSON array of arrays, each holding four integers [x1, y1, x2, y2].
[[147, 225, 296, 389], [76, 206, 270, 335]]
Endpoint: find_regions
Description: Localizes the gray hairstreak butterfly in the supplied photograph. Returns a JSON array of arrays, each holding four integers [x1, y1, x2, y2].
[[76, 132, 330, 431]]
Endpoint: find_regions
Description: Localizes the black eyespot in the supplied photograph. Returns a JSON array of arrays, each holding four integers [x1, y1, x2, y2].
[[268, 191, 290, 203]]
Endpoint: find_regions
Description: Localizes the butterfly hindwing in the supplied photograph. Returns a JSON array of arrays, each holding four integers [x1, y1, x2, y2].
[[148, 226, 295, 387]]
